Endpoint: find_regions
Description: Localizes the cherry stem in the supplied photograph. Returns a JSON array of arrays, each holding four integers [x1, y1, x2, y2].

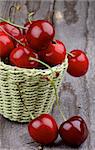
[[29, 57, 66, 121], [28, 11, 34, 23], [0, 17, 27, 29], [0, 26, 25, 46], [9, 5, 21, 22], [50, 80, 66, 121], [17, 83, 35, 120], [67, 51, 75, 57]]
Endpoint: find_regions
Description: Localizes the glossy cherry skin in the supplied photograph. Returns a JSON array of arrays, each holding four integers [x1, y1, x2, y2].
[[26, 20, 55, 51], [10, 46, 39, 68], [38, 40, 66, 66], [0, 31, 14, 58], [28, 114, 58, 145], [67, 50, 89, 77], [59, 116, 88, 147], [0, 22, 22, 41]]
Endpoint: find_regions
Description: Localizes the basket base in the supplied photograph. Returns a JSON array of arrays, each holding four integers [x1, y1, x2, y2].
[[0, 104, 53, 123]]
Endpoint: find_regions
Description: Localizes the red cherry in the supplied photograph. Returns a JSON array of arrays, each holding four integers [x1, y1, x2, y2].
[[67, 50, 89, 77], [59, 116, 88, 147], [0, 31, 14, 58], [28, 114, 58, 145], [26, 20, 55, 51], [10, 46, 39, 68], [38, 40, 66, 66], [0, 22, 22, 43]]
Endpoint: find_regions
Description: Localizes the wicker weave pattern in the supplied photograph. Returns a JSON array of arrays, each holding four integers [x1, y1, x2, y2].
[[0, 58, 68, 122]]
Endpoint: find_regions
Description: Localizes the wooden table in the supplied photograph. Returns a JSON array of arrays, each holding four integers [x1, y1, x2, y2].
[[0, 0, 95, 149]]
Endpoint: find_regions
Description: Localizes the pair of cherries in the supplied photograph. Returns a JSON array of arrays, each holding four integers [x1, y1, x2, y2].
[[0, 18, 89, 77], [28, 114, 88, 147]]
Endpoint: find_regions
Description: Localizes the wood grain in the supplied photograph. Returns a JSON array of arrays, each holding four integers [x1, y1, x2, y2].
[[0, 0, 95, 150]]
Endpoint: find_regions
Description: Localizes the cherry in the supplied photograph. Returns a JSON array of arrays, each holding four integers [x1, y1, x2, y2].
[[67, 50, 89, 77], [0, 22, 22, 43], [38, 40, 66, 66], [10, 46, 39, 68], [59, 116, 88, 147], [26, 20, 55, 51], [28, 114, 58, 145], [0, 31, 14, 58]]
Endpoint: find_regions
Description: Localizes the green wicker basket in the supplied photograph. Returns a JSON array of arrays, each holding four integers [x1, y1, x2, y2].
[[0, 58, 68, 122]]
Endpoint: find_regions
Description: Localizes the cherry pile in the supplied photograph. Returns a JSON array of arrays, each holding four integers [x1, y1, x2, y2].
[[0, 18, 89, 77], [0, 18, 89, 147], [0, 19, 66, 69]]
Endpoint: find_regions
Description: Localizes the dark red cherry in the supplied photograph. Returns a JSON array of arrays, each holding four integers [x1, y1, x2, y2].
[[38, 40, 66, 66], [0, 22, 22, 42], [28, 114, 58, 145], [0, 31, 14, 58], [10, 46, 39, 68], [26, 20, 55, 51], [67, 50, 89, 77], [59, 116, 88, 147]]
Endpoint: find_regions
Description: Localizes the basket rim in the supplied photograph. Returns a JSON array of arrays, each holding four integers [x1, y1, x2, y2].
[[0, 57, 68, 75]]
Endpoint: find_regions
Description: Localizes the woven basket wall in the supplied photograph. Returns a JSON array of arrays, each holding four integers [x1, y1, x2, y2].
[[0, 58, 68, 122]]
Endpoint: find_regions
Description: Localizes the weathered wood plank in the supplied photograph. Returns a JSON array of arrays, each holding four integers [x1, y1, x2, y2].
[[0, 0, 95, 150], [85, 1, 95, 149]]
